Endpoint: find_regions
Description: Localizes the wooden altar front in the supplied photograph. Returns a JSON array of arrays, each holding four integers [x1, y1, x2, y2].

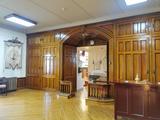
[[87, 81, 113, 102]]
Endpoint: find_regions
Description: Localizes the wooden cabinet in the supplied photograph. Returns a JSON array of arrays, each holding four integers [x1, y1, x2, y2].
[[115, 83, 160, 120]]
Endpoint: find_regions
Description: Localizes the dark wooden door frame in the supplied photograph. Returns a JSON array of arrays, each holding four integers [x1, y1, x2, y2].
[[62, 27, 113, 92]]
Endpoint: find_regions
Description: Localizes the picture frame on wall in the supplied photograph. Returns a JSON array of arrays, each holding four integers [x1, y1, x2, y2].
[[4, 37, 23, 70]]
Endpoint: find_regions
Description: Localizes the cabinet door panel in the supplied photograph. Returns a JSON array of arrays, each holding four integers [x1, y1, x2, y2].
[[148, 87, 160, 119], [129, 86, 145, 117], [115, 85, 129, 114]]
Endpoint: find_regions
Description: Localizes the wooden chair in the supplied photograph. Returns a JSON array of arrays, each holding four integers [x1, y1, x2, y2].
[[0, 77, 8, 96]]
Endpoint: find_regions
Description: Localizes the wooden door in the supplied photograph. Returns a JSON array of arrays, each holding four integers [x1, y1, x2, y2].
[[27, 46, 42, 89], [63, 45, 77, 91]]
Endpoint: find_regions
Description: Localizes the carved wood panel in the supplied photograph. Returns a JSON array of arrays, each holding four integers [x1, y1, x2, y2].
[[117, 37, 148, 82]]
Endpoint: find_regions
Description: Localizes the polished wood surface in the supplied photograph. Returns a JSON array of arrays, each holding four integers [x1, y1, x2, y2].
[[0, 89, 114, 120], [115, 82, 160, 120]]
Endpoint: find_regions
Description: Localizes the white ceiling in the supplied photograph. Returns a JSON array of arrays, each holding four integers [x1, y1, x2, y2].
[[0, 0, 160, 33]]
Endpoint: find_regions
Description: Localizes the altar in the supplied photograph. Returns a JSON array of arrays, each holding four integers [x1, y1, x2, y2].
[[87, 80, 113, 102]]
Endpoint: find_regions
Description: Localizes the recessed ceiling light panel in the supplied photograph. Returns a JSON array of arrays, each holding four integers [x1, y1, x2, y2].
[[5, 14, 37, 27], [125, 0, 147, 6]]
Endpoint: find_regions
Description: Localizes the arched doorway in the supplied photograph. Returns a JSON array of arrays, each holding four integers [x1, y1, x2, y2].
[[62, 26, 113, 92]]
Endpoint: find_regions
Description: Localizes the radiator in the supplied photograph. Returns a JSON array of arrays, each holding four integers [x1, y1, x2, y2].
[[6, 77, 17, 91]]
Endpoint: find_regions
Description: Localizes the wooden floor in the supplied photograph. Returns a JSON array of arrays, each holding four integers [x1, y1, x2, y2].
[[0, 89, 114, 120]]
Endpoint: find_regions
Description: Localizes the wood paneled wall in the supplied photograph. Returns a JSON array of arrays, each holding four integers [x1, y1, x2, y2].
[[27, 32, 61, 90], [27, 12, 160, 90], [116, 18, 149, 82], [116, 15, 160, 83], [17, 77, 26, 89]]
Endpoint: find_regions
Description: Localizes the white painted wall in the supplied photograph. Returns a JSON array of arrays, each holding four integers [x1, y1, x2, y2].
[[0, 27, 26, 77], [77, 48, 85, 91]]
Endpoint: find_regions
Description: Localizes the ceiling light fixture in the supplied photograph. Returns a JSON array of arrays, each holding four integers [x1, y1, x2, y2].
[[5, 14, 37, 27], [125, 0, 147, 6]]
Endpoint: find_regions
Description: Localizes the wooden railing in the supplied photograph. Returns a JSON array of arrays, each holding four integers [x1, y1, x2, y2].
[[88, 81, 111, 101], [60, 81, 72, 98]]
